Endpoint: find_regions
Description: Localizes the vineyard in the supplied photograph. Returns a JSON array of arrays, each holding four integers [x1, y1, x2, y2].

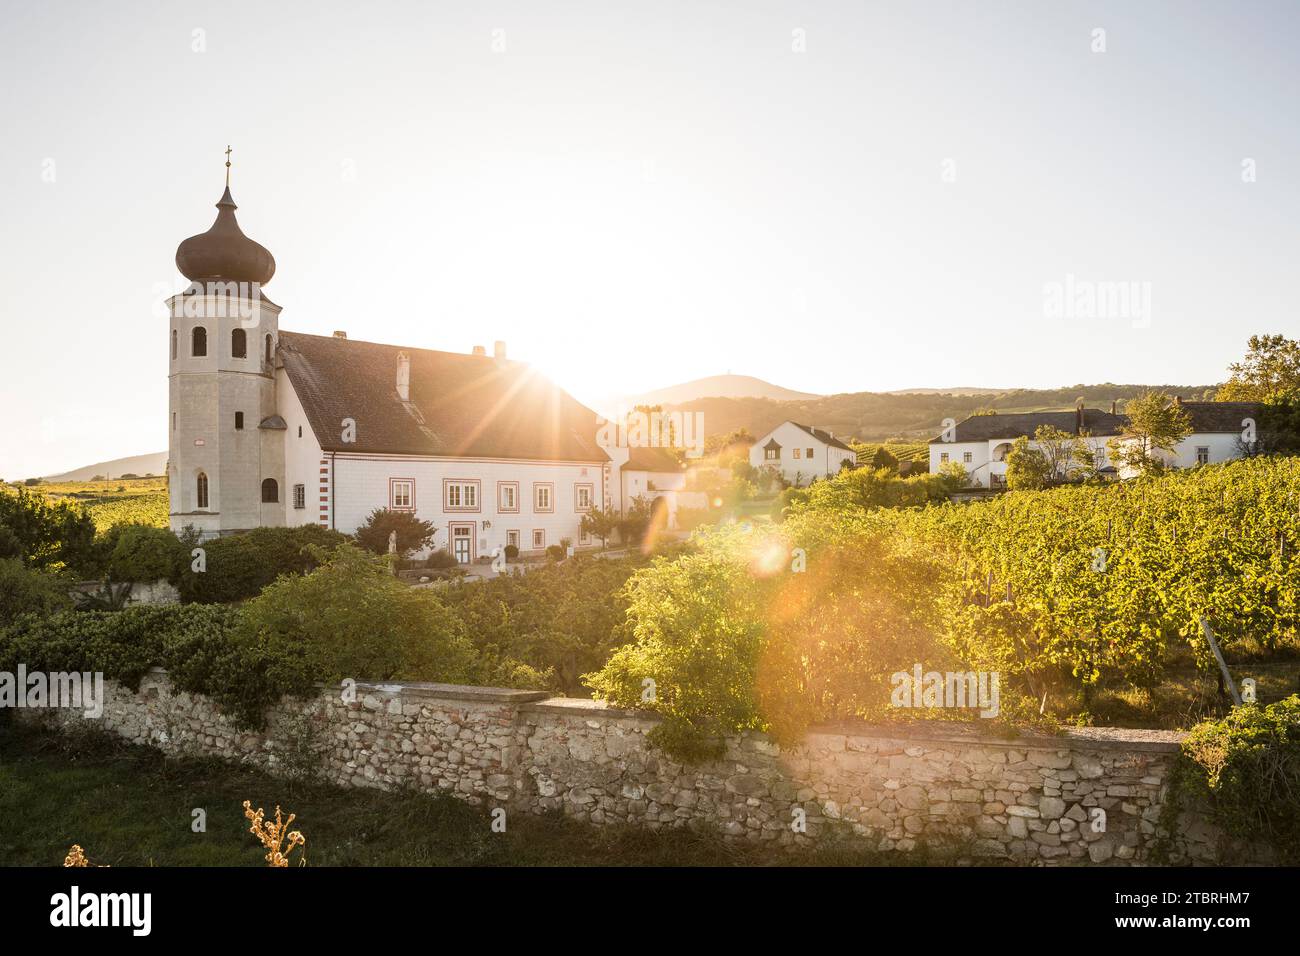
[[20, 477, 169, 531]]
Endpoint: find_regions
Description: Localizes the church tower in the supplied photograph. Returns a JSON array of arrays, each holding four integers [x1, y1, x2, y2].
[[167, 154, 285, 538]]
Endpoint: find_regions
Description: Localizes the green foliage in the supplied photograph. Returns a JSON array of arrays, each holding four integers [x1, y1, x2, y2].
[[237, 543, 477, 690], [784, 465, 956, 516], [0, 558, 73, 621], [1005, 436, 1050, 490], [442, 553, 651, 695], [1217, 334, 1300, 402], [1165, 696, 1300, 861], [177, 525, 347, 603], [353, 507, 436, 557], [585, 547, 769, 760], [1108, 390, 1192, 475], [579, 507, 617, 548], [104, 524, 187, 582], [0, 486, 98, 575]]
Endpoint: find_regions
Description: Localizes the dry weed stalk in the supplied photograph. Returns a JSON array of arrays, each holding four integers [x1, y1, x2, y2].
[[63, 845, 106, 867], [242, 800, 306, 867]]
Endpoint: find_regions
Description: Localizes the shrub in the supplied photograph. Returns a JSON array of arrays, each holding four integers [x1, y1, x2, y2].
[[105, 524, 187, 583], [236, 543, 477, 689], [177, 525, 346, 603], [424, 549, 458, 570], [0, 487, 98, 574], [545, 544, 565, 561], [353, 508, 436, 557], [1162, 696, 1300, 862], [503, 544, 519, 561], [584, 548, 769, 760], [0, 558, 73, 621]]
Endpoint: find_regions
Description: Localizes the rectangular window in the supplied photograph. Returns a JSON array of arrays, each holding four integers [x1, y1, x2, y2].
[[792, 448, 801, 459], [534, 483, 554, 512], [390, 478, 414, 510], [1197, 446, 1210, 465], [765, 448, 779, 460], [963, 451, 972, 463], [940, 452, 950, 464], [444, 479, 480, 512], [532, 529, 545, 549], [293, 484, 305, 509], [806, 448, 814, 458], [497, 481, 519, 513], [579, 527, 591, 545], [506, 530, 519, 550], [234, 411, 244, 431], [574, 483, 593, 512]]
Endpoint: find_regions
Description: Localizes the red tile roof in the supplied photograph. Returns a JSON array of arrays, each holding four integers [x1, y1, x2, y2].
[[279, 332, 609, 462]]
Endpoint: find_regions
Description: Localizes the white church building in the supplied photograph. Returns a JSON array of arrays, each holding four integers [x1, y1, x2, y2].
[[166, 171, 683, 560]]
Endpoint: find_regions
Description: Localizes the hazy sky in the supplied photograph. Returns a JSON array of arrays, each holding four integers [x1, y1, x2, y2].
[[3, 0, 1299, 478]]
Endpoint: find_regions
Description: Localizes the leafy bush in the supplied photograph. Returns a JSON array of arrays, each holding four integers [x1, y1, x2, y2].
[[1163, 696, 1300, 861], [424, 549, 459, 570], [0, 558, 73, 622], [503, 544, 519, 561], [177, 525, 346, 603], [545, 544, 565, 561], [236, 543, 477, 689], [353, 508, 436, 557], [104, 524, 187, 583], [0, 486, 98, 574]]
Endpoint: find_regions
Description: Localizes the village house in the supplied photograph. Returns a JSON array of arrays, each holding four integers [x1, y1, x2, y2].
[[750, 420, 858, 486], [929, 400, 1261, 489], [166, 174, 684, 560]]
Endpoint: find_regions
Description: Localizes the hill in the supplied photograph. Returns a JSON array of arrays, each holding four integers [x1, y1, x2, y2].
[[658, 383, 1220, 443], [43, 451, 167, 482], [624, 374, 820, 406]]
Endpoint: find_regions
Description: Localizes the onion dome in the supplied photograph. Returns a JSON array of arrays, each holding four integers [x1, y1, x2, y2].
[[175, 185, 275, 285]]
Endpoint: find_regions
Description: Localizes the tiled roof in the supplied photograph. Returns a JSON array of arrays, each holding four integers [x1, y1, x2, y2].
[[788, 421, 856, 452], [928, 401, 1263, 444], [279, 332, 609, 462], [624, 446, 685, 472], [929, 409, 1126, 443]]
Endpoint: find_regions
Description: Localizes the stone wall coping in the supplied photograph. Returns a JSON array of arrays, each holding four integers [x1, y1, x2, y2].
[[138, 668, 1183, 750]]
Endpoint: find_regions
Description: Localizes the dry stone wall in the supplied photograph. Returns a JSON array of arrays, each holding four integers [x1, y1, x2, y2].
[[20, 670, 1258, 865]]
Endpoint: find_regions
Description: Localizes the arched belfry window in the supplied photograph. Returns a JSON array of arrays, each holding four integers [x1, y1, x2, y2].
[[192, 326, 207, 357], [232, 328, 247, 358], [261, 478, 279, 503], [196, 472, 209, 510], [265, 333, 274, 364]]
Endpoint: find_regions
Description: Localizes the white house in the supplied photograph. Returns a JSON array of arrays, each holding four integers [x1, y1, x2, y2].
[[750, 421, 857, 486], [166, 174, 682, 561], [929, 400, 1261, 489]]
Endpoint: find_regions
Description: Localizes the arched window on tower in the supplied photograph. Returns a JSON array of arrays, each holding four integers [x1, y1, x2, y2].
[[232, 328, 247, 358], [261, 478, 279, 503], [196, 472, 209, 510], [192, 326, 207, 357], [265, 333, 274, 364], [171, 329, 177, 360]]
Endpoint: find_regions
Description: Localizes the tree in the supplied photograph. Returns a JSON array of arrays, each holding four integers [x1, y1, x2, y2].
[[0, 487, 98, 574], [352, 508, 436, 558], [1032, 425, 1087, 482], [870, 446, 899, 473], [1005, 436, 1051, 490], [1217, 334, 1300, 402], [580, 507, 617, 549], [1107, 391, 1192, 475]]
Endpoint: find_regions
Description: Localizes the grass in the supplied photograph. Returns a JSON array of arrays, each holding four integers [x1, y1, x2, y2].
[[0, 720, 927, 867]]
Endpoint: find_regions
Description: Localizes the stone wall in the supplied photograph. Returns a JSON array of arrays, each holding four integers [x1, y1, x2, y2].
[[20, 670, 1258, 865]]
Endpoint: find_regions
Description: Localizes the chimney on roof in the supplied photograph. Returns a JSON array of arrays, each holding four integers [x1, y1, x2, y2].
[[333, 330, 347, 339], [1110, 400, 1117, 415], [1174, 395, 1183, 405], [493, 340, 506, 360], [472, 345, 487, 357], [396, 351, 410, 402]]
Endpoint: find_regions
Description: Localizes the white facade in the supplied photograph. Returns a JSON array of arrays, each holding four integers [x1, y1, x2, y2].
[[750, 421, 856, 486], [931, 428, 1244, 488]]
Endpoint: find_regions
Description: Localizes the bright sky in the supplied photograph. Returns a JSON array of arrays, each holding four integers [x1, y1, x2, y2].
[[3, 0, 1299, 478]]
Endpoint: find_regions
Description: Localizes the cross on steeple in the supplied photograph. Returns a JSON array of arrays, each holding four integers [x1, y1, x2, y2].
[[225, 145, 232, 186]]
